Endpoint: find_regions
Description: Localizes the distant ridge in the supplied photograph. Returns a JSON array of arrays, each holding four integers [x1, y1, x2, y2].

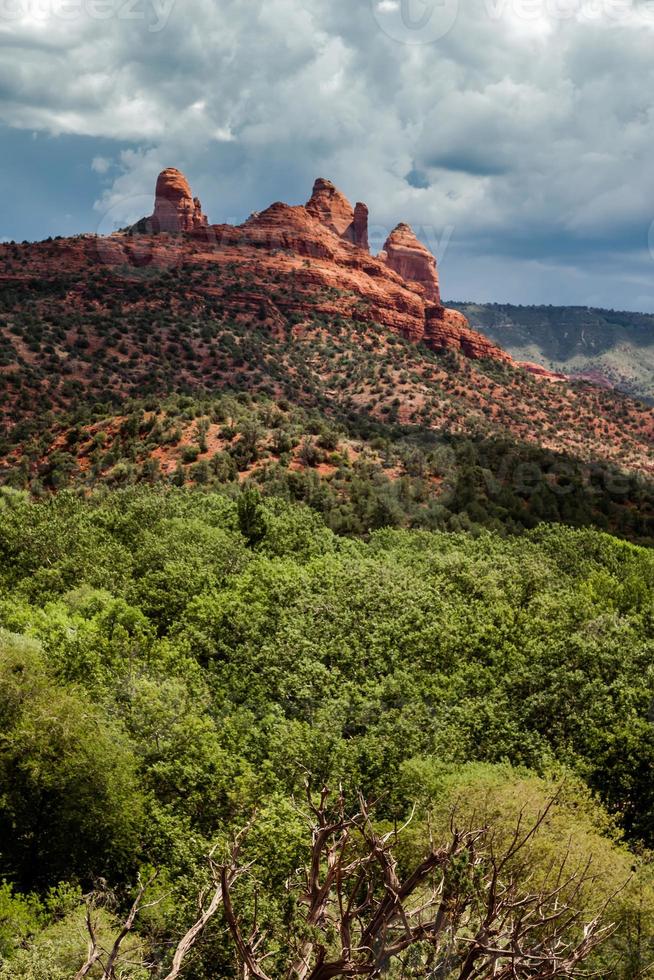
[[451, 302, 654, 402]]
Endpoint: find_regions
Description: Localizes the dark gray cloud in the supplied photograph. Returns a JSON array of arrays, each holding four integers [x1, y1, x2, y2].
[[1, 0, 654, 310]]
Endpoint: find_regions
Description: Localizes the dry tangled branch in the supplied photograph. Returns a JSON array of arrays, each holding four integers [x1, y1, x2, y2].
[[74, 789, 619, 980], [74, 823, 253, 980], [218, 783, 619, 980]]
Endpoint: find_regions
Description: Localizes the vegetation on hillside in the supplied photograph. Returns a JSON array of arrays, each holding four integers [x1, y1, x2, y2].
[[2, 391, 652, 545], [1, 238, 653, 977], [1, 241, 652, 479]]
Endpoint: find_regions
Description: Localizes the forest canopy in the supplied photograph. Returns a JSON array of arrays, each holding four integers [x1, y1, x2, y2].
[[0, 486, 653, 977]]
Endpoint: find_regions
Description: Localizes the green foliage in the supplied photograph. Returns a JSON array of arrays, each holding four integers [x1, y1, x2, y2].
[[237, 487, 267, 547], [3, 380, 652, 547], [0, 882, 43, 957], [399, 763, 654, 978], [0, 902, 148, 979], [0, 488, 652, 975], [0, 631, 144, 890]]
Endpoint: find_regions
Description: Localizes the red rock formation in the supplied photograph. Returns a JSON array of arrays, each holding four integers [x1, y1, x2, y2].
[[306, 179, 369, 252], [240, 202, 338, 259], [425, 306, 513, 362], [346, 202, 370, 251], [381, 223, 440, 303], [305, 178, 354, 237], [141, 168, 208, 233], [123, 169, 511, 365], [520, 361, 567, 382], [5, 232, 654, 482]]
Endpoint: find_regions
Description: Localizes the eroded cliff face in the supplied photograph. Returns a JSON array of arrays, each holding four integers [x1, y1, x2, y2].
[[347, 202, 370, 252], [305, 178, 356, 237], [425, 307, 513, 362], [306, 179, 370, 252], [128, 169, 511, 363]]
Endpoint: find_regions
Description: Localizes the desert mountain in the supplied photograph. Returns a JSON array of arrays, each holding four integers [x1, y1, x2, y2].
[[0, 168, 652, 540], [129, 169, 509, 363]]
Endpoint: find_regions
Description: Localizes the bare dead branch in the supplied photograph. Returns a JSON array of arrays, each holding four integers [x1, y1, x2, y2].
[[73, 907, 102, 980], [77, 790, 620, 980], [215, 789, 620, 980]]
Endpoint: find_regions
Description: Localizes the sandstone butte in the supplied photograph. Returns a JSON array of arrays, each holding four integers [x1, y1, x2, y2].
[[137, 168, 209, 233], [125, 168, 516, 365], [0, 168, 514, 367]]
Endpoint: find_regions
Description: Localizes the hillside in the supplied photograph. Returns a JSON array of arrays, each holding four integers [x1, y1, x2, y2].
[[1, 170, 652, 543], [452, 301, 654, 401]]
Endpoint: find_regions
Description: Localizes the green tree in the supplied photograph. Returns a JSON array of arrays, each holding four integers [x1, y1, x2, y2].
[[237, 489, 267, 548], [0, 632, 144, 889]]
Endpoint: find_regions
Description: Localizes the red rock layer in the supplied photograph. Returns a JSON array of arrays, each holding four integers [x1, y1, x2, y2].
[[238, 202, 339, 259], [305, 178, 370, 253], [345, 202, 370, 251], [520, 361, 567, 382], [381, 223, 441, 304], [425, 306, 513, 362], [305, 178, 355, 237]]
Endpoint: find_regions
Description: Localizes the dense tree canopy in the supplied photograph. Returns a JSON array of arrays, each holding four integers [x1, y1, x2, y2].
[[0, 486, 652, 976]]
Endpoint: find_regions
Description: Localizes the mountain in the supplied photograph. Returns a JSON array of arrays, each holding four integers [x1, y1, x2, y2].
[[0, 169, 652, 541], [451, 302, 654, 402]]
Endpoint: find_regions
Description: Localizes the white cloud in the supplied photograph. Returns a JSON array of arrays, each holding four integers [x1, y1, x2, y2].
[[91, 155, 111, 173]]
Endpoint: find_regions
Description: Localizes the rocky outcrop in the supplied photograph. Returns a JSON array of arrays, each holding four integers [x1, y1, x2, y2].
[[520, 361, 567, 382], [305, 178, 354, 237], [381, 223, 440, 303], [241, 202, 338, 260], [345, 202, 369, 251], [137, 168, 208, 233], [425, 306, 513, 362], [306, 179, 369, 252], [124, 168, 513, 366]]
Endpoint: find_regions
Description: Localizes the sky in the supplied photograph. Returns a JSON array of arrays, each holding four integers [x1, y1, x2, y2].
[[2, 0, 654, 310]]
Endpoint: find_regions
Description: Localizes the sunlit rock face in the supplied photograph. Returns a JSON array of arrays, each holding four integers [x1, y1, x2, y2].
[[380, 223, 441, 304], [150, 168, 208, 233]]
